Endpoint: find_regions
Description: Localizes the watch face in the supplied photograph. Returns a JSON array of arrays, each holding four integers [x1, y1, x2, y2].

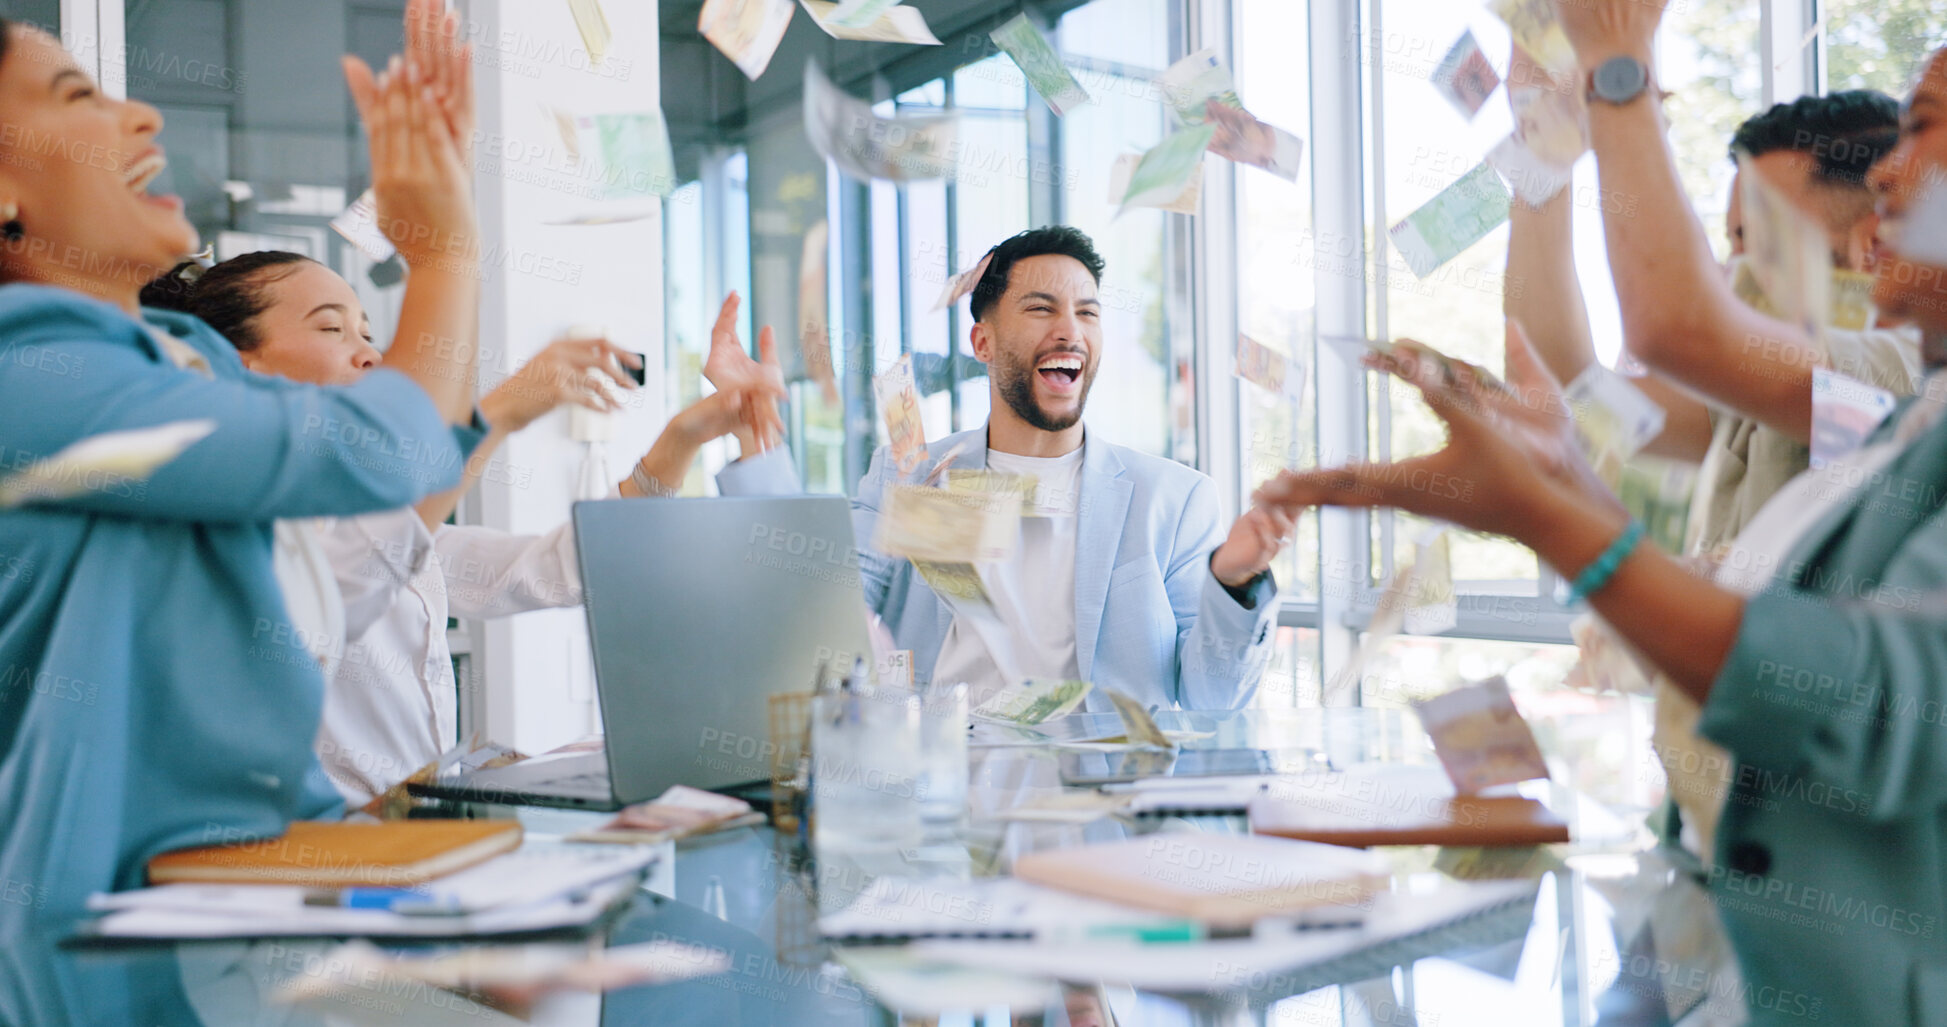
[[1594, 57, 1647, 103]]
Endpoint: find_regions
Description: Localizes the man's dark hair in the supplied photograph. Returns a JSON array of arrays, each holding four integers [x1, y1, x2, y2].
[[1730, 90, 1900, 188], [139, 250, 316, 350], [968, 225, 1106, 323]]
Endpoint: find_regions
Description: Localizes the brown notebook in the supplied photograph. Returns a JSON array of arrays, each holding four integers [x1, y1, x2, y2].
[[1012, 834, 1388, 930], [1248, 793, 1569, 849], [148, 820, 523, 887]]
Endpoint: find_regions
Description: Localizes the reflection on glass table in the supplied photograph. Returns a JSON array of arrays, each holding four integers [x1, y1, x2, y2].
[[29, 707, 1733, 1026]]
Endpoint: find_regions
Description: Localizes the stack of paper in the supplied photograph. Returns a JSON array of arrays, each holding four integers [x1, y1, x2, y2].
[[79, 842, 659, 940]]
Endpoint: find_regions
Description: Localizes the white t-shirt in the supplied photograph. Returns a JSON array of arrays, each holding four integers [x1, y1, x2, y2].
[[930, 447, 1085, 703]]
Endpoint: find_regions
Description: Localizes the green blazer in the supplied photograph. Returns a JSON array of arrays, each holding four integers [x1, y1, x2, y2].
[[1700, 397, 1947, 1024]]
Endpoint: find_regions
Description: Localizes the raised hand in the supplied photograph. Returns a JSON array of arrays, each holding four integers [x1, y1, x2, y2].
[[1255, 324, 1615, 540], [481, 336, 642, 434], [342, 53, 476, 268], [1552, 0, 1666, 68], [1210, 503, 1295, 589], [404, 0, 475, 166], [702, 292, 788, 451]]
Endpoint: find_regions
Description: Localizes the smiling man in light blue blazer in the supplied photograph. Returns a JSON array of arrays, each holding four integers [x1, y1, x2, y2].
[[719, 226, 1290, 711]]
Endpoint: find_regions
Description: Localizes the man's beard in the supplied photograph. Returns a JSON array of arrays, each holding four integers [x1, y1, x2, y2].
[[993, 349, 1092, 433]]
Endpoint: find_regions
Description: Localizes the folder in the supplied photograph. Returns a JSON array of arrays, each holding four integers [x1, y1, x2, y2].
[[147, 820, 523, 887], [1012, 834, 1387, 930], [1248, 793, 1569, 848]]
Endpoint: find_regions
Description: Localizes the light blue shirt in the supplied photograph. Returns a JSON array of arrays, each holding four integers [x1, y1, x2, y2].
[[0, 285, 479, 1023], [719, 426, 1279, 711]]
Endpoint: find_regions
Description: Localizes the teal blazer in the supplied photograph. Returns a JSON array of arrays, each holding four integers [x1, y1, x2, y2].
[[720, 426, 1280, 710], [0, 286, 478, 1023], [1700, 401, 1947, 1023]]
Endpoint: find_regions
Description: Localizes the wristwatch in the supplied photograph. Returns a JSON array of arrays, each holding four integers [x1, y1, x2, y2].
[[1587, 55, 1652, 106]]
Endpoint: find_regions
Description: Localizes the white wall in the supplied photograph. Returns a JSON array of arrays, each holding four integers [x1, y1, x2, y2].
[[469, 0, 664, 752]]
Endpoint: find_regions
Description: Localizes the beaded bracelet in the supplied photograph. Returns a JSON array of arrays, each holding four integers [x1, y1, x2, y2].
[[1566, 519, 1645, 605]]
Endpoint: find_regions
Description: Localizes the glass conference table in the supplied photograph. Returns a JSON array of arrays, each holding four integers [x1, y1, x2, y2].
[[38, 705, 1745, 1026]]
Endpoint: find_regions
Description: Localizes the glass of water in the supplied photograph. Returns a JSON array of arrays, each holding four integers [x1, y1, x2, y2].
[[811, 687, 922, 853], [917, 681, 970, 826]]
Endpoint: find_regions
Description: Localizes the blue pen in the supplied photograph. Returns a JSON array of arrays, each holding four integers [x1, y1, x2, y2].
[[303, 887, 466, 915]]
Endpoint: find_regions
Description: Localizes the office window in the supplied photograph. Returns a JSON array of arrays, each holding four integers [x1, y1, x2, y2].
[[1364, 0, 1536, 602], [1821, 0, 1944, 98], [865, 0, 1191, 467], [124, 0, 406, 346], [664, 153, 753, 494], [879, 71, 1033, 447], [1056, 0, 1184, 461], [1661, 0, 1763, 260], [1233, 0, 1321, 708]]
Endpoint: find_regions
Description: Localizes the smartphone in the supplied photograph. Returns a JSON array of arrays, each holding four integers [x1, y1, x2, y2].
[[625, 351, 647, 387], [1056, 747, 1275, 787]]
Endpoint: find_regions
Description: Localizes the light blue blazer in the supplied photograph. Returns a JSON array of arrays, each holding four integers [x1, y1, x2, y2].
[[1696, 400, 1947, 1023], [0, 286, 477, 1024], [720, 426, 1279, 711]]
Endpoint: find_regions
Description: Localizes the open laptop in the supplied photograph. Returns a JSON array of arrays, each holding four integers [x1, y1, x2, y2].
[[410, 496, 873, 811]]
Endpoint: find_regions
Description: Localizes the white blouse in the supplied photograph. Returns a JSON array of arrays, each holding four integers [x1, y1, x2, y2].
[[312, 509, 582, 804]]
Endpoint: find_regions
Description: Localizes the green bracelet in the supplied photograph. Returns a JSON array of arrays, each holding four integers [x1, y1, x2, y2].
[[1566, 519, 1645, 605]]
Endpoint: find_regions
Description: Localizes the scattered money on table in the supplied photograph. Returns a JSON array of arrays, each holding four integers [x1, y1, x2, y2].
[[1811, 367, 1897, 469], [570, 786, 758, 843], [874, 354, 929, 474], [328, 190, 395, 264], [1117, 125, 1215, 215], [1489, 0, 1578, 76], [1108, 152, 1201, 215], [1160, 48, 1304, 183], [931, 251, 993, 313], [1416, 675, 1551, 794], [799, 0, 941, 44], [1103, 688, 1174, 750], [1433, 31, 1500, 119], [1564, 365, 1667, 465], [1, 420, 216, 508], [1389, 163, 1511, 277], [1736, 148, 1834, 340], [1235, 333, 1302, 397], [990, 13, 1090, 116], [697, 0, 795, 80], [805, 61, 959, 182], [566, 0, 613, 65], [972, 677, 1093, 725]]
